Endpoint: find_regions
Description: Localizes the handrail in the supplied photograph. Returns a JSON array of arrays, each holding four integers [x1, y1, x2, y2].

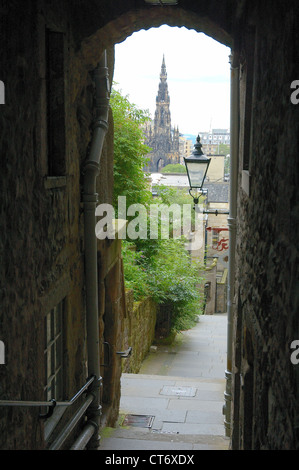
[[49, 394, 95, 450], [0, 375, 95, 419]]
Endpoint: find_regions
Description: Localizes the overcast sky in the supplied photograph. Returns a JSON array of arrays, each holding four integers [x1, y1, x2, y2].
[[113, 25, 231, 136]]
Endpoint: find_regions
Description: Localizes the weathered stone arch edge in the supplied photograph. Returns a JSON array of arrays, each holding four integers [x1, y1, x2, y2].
[[78, 7, 233, 71]]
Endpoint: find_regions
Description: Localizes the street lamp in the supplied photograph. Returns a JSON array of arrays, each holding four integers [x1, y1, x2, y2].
[[184, 135, 211, 206]]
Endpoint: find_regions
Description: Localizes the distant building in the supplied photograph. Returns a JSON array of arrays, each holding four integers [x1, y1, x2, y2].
[[144, 56, 180, 172], [179, 136, 193, 164], [206, 154, 225, 182], [200, 128, 230, 155]]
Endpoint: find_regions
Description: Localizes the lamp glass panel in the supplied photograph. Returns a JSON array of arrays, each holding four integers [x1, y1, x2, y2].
[[186, 161, 208, 188]]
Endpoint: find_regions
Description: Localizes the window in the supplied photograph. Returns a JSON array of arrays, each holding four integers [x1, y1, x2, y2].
[[46, 29, 66, 176], [44, 300, 65, 402]]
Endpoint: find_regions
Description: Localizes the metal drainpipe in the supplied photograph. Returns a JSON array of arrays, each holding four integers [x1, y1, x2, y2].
[[82, 50, 110, 449], [223, 52, 239, 438]]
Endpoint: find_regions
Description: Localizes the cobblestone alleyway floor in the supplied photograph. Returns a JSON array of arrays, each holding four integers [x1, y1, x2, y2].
[[100, 314, 230, 451]]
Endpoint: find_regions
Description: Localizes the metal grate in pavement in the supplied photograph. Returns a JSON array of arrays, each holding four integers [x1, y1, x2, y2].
[[122, 414, 155, 428]]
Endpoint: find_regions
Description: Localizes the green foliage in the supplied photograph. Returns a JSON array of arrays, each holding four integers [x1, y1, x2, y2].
[[122, 236, 205, 332], [153, 185, 206, 207], [160, 163, 186, 174], [217, 143, 230, 155], [121, 242, 150, 300], [132, 186, 197, 258], [147, 238, 201, 304], [151, 185, 206, 235], [147, 238, 203, 332], [110, 85, 153, 209], [153, 185, 192, 205]]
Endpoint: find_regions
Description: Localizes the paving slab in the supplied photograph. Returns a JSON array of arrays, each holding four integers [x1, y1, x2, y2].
[[161, 421, 225, 436], [186, 410, 224, 424], [167, 398, 224, 412]]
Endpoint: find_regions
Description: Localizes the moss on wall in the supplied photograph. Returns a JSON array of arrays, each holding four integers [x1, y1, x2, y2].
[[121, 290, 157, 374]]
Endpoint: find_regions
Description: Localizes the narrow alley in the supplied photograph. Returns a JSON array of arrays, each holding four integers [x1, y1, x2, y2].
[[100, 314, 229, 450]]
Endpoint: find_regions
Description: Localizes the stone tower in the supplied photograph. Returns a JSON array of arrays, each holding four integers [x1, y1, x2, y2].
[[144, 55, 180, 172]]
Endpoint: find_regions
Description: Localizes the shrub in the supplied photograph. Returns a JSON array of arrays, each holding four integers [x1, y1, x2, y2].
[[122, 236, 204, 332], [110, 86, 152, 210], [146, 238, 204, 331], [121, 241, 150, 301]]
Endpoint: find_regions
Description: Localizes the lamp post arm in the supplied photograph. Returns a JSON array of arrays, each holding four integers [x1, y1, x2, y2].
[[203, 210, 229, 216]]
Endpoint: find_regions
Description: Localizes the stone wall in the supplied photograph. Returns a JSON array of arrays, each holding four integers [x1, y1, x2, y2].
[[97, 239, 126, 427], [231, 0, 299, 450], [0, 2, 116, 449], [121, 291, 157, 374], [0, 4, 83, 449]]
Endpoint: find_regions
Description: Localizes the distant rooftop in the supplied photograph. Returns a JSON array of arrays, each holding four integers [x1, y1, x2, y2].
[[204, 182, 229, 203]]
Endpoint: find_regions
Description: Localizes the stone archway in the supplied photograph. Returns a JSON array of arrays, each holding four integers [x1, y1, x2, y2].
[[157, 157, 165, 171], [76, 4, 233, 72], [73, 0, 235, 438]]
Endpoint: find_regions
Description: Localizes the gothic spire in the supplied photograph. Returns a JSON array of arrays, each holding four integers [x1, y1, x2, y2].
[[143, 54, 180, 171], [157, 55, 169, 103], [160, 54, 167, 80]]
